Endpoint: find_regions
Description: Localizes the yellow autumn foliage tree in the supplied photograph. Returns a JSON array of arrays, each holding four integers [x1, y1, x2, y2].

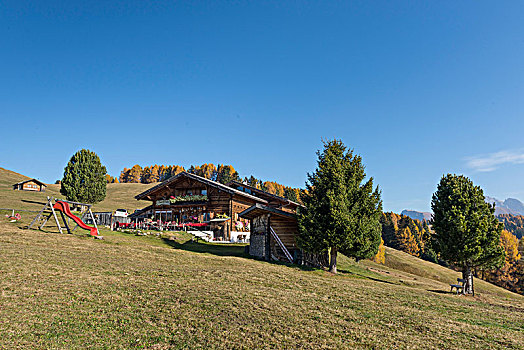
[[398, 226, 420, 257], [373, 238, 386, 264]]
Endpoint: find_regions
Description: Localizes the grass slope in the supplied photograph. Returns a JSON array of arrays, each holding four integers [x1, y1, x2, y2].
[[0, 167, 154, 213], [1, 221, 523, 349]]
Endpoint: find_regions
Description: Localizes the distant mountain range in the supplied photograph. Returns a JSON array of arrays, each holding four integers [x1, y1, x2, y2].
[[401, 196, 524, 221], [400, 210, 432, 222], [485, 197, 524, 216]]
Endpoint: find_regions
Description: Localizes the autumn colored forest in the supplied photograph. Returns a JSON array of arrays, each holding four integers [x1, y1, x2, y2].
[[381, 212, 524, 295]]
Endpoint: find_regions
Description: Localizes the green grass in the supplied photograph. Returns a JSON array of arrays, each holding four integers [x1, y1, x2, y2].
[[1, 219, 523, 349], [0, 167, 155, 213]]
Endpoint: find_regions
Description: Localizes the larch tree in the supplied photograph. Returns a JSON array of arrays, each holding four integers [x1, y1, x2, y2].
[[216, 164, 241, 184], [373, 238, 386, 264], [484, 230, 521, 289], [398, 226, 420, 257], [297, 139, 382, 273], [127, 165, 142, 183], [431, 174, 505, 295], [60, 149, 107, 204]]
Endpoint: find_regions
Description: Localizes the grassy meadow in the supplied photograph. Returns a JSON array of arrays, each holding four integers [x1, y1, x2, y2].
[[1, 166, 523, 349], [1, 219, 523, 349], [0, 167, 154, 213]]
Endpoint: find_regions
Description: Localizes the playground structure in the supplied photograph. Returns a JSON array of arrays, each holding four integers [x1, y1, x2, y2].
[[28, 197, 99, 236]]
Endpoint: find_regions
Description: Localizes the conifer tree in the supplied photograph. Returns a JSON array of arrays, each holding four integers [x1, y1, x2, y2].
[[127, 165, 142, 183], [119, 167, 130, 183], [398, 226, 420, 257], [216, 164, 241, 184], [297, 139, 382, 273], [373, 238, 386, 264], [60, 149, 107, 204], [431, 174, 505, 294]]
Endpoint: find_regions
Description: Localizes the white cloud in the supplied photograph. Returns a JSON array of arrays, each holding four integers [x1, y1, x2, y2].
[[466, 149, 524, 172]]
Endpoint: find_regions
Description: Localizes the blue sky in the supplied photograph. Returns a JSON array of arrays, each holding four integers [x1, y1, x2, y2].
[[1, 1, 524, 212]]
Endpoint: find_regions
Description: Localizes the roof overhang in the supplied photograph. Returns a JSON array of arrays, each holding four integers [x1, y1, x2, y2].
[[13, 178, 47, 186], [238, 203, 297, 221], [227, 180, 303, 208]]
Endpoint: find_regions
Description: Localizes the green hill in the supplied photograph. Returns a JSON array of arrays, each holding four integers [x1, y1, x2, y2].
[[0, 220, 522, 349], [0, 167, 154, 213]]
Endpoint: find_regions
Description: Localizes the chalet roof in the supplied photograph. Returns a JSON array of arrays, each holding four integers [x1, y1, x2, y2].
[[227, 180, 303, 208], [238, 203, 297, 221], [135, 172, 267, 204], [12, 178, 47, 187], [128, 205, 154, 218]]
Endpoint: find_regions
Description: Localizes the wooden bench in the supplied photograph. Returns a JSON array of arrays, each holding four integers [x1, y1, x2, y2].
[[450, 278, 466, 294]]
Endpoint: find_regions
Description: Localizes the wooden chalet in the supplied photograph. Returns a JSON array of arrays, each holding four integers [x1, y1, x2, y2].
[[135, 172, 268, 240], [135, 172, 304, 261], [12, 178, 47, 192]]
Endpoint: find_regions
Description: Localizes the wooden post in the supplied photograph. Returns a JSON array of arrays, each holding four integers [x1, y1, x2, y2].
[[49, 200, 63, 234], [89, 208, 98, 235], [59, 210, 71, 234], [29, 196, 51, 230], [229, 194, 233, 239], [265, 214, 271, 261]]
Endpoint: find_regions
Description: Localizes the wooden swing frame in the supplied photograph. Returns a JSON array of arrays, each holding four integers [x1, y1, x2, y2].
[[28, 196, 98, 234]]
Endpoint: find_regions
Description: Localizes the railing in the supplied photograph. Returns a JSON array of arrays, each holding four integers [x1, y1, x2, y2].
[[270, 226, 293, 263]]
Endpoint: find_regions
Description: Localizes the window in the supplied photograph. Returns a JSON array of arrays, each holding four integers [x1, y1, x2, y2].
[[202, 189, 207, 195]]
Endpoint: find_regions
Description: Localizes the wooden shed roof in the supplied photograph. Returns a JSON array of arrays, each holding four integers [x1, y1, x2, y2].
[[238, 203, 297, 221], [227, 180, 303, 208], [12, 178, 47, 187], [135, 172, 267, 204]]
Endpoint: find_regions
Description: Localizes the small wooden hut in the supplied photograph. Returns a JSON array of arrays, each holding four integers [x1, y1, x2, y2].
[[12, 179, 47, 192], [239, 203, 300, 263]]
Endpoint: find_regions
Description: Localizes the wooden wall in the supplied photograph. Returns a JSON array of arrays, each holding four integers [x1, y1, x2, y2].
[[270, 214, 299, 250], [14, 181, 45, 192]]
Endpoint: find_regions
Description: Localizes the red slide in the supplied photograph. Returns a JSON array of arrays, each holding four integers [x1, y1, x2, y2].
[[53, 201, 98, 236]]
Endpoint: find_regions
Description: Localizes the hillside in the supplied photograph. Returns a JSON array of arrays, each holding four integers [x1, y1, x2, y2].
[[1, 220, 523, 349], [0, 167, 155, 213]]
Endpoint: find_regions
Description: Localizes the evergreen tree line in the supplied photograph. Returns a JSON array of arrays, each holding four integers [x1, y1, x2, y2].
[[117, 163, 303, 203]]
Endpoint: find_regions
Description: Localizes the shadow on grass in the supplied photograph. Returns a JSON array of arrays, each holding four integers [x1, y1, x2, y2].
[[160, 237, 319, 272], [161, 237, 401, 280], [162, 238, 249, 258], [428, 289, 452, 295], [338, 268, 399, 285], [21, 199, 48, 206]]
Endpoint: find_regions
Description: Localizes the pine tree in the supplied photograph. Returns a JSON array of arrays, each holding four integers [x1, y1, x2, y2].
[[60, 149, 107, 204], [297, 139, 382, 273], [431, 174, 505, 295]]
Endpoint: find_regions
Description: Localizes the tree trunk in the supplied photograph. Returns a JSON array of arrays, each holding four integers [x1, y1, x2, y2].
[[462, 267, 474, 295], [329, 247, 337, 274]]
